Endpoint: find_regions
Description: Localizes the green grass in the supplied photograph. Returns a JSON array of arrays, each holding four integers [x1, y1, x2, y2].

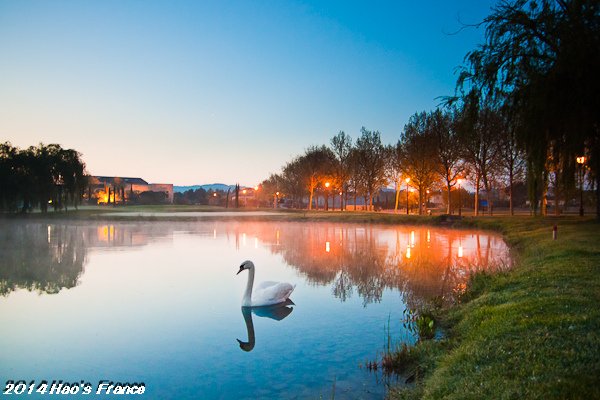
[[389, 217, 600, 400]]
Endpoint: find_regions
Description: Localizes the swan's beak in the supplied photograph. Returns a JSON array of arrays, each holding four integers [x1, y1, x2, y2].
[[236, 266, 244, 275]]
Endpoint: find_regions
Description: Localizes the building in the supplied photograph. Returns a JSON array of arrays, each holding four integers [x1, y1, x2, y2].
[[88, 176, 174, 204]]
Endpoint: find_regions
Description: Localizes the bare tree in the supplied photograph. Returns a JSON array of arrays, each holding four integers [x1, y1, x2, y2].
[[400, 113, 439, 215], [299, 145, 335, 210], [497, 110, 526, 215], [385, 142, 404, 212], [354, 128, 387, 211], [431, 109, 463, 214], [330, 131, 353, 211]]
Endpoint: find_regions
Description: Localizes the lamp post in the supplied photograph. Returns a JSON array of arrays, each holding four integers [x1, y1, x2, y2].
[[254, 185, 259, 208], [576, 156, 586, 216], [405, 177, 410, 215], [275, 191, 279, 209], [325, 182, 330, 211], [457, 178, 463, 216]]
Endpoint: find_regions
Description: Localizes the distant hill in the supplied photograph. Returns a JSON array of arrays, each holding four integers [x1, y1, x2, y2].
[[174, 183, 238, 193]]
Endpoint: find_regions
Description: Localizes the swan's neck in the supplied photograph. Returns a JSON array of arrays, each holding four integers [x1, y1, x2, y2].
[[242, 267, 255, 307], [238, 307, 255, 351]]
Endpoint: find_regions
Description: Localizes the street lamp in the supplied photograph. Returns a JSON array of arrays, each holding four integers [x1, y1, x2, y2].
[[275, 191, 279, 209], [457, 178, 463, 216], [577, 156, 586, 216], [405, 177, 411, 215]]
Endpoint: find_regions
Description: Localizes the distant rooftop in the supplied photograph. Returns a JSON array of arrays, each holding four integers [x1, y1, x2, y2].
[[92, 176, 149, 185]]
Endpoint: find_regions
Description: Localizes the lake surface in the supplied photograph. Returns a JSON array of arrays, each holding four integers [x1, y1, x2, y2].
[[0, 220, 510, 399]]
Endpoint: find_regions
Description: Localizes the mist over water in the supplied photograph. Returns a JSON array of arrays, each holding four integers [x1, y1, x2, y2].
[[0, 220, 510, 399]]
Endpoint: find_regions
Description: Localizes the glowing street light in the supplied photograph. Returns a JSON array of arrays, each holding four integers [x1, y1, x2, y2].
[[577, 156, 586, 216], [405, 177, 411, 215]]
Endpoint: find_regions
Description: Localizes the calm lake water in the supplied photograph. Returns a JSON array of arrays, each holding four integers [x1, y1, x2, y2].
[[0, 220, 510, 399]]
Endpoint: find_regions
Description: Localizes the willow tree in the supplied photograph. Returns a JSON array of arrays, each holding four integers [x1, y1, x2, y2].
[[0, 143, 87, 213], [454, 0, 600, 217]]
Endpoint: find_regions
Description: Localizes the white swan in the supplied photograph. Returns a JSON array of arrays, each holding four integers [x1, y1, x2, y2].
[[236, 260, 295, 307]]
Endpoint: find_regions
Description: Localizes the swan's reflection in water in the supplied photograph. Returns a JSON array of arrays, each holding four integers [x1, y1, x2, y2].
[[237, 300, 295, 352]]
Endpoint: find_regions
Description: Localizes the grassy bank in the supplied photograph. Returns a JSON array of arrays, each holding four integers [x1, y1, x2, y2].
[[0, 206, 463, 225], [389, 217, 600, 399]]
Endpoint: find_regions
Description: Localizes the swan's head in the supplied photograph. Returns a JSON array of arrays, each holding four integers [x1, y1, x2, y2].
[[236, 338, 255, 352], [236, 260, 254, 275]]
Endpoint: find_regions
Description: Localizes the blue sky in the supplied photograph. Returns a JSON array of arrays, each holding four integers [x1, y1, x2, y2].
[[0, 0, 495, 185]]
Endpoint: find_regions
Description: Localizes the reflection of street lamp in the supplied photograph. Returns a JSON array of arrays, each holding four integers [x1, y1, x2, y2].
[[577, 156, 586, 216], [325, 182, 330, 211], [457, 178, 463, 216], [405, 178, 410, 215]]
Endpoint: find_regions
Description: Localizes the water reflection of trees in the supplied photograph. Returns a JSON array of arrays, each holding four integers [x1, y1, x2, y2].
[[0, 221, 173, 296], [0, 220, 511, 306], [0, 222, 86, 295], [238, 223, 510, 307]]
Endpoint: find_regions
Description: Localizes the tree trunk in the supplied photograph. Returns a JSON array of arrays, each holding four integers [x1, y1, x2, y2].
[[554, 177, 560, 216], [474, 174, 480, 216], [541, 189, 547, 216], [509, 168, 514, 216], [446, 180, 451, 214], [596, 173, 600, 221], [394, 182, 400, 213], [308, 189, 314, 210], [485, 182, 493, 216]]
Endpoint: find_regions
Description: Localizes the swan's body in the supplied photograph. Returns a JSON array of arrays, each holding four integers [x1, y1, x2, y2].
[[237, 260, 295, 307]]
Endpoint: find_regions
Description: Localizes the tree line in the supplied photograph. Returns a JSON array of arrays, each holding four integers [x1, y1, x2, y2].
[[0, 142, 88, 213], [260, 0, 599, 217]]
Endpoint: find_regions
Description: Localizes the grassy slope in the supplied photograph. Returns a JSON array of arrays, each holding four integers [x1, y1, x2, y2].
[[393, 217, 600, 399]]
